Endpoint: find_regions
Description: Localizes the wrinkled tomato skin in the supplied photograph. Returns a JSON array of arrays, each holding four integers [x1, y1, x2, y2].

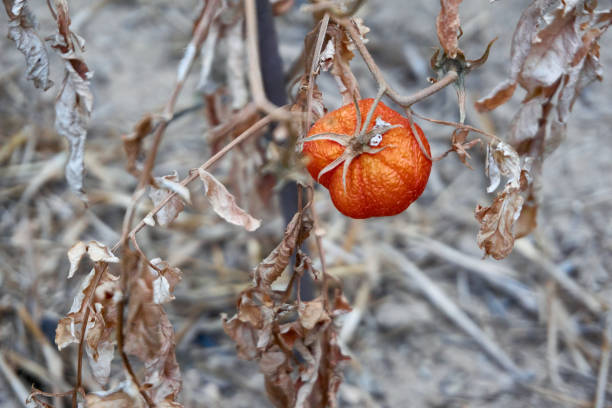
[[302, 99, 432, 219]]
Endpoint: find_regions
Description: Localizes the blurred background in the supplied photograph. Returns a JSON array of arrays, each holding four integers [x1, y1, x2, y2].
[[1, 0, 611, 406]]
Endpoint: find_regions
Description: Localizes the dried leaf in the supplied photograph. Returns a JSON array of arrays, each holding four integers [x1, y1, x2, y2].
[[157, 172, 191, 204], [86, 392, 139, 408], [125, 258, 181, 403], [55, 267, 121, 384], [326, 24, 362, 104], [514, 198, 538, 239], [148, 172, 186, 227], [4, 0, 53, 90], [474, 80, 517, 112], [67, 240, 119, 279], [85, 379, 146, 408], [485, 144, 501, 193], [436, 0, 463, 58], [487, 142, 522, 192], [25, 393, 52, 408], [149, 258, 182, 304], [475, 187, 524, 260], [46, 0, 93, 195], [54, 61, 92, 195], [253, 212, 300, 289], [122, 114, 154, 178], [298, 298, 330, 330], [198, 168, 261, 231]]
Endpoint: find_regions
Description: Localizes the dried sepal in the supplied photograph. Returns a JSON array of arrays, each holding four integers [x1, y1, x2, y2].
[[198, 168, 261, 231]]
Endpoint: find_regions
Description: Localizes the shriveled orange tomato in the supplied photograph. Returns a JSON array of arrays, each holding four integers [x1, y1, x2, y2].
[[302, 98, 432, 219]]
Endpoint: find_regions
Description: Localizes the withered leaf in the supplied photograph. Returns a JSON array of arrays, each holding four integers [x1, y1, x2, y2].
[[475, 187, 524, 260], [298, 298, 330, 331], [125, 258, 181, 404], [25, 393, 52, 408], [149, 258, 182, 304], [122, 114, 154, 178], [47, 0, 93, 195], [67, 240, 119, 279], [148, 172, 186, 227], [54, 60, 93, 195], [436, 0, 463, 58], [4, 0, 53, 91], [326, 24, 362, 104], [513, 198, 538, 239], [486, 142, 522, 193], [474, 80, 517, 112], [222, 314, 258, 360], [55, 267, 121, 384], [253, 212, 300, 289], [85, 379, 146, 408], [198, 168, 261, 231]]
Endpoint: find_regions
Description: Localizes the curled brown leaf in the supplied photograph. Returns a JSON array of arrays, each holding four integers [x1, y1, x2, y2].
[[199, 168, 261, 231], [436, 0, 463, 58], [475, 187, 524, 260]]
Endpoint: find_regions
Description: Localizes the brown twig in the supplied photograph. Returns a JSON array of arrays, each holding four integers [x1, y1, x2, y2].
[[73, 263, 107, 407], [112, 105, 288, 253], [410, 109, 502, 145], [337, 18, 458, 107]]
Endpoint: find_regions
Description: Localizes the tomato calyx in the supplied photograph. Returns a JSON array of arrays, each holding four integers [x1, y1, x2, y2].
[[302, 89, 400, 193]]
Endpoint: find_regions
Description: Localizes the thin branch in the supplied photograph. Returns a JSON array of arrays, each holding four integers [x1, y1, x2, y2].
[[338, 18, 458, 107], [410, 109, 502, 145], [112, 105, 288, 253], [73, 263, 107, 407]]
